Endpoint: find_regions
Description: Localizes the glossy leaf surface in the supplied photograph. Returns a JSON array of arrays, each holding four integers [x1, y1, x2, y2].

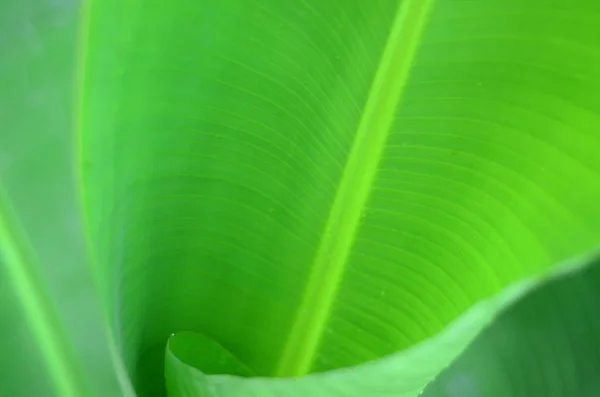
[[165, 250, 600, 397], [1, 0, 600, 396], [80, 0, 600, 396], [423, 251, 600, 397]]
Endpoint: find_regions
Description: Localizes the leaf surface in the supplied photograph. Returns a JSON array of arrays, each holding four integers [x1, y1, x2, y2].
[[0, 0, 133, 395], [165, 249, 600, 397], [423, 250, 600, 397], [77, 0, 600, 396]]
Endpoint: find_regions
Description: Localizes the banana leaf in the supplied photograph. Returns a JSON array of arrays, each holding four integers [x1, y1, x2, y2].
[[1, 0, 600, 396], [422, 252, 600, 397], [0, 0, 131, 396]]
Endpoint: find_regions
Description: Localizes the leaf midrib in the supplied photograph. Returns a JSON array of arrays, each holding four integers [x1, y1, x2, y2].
[[276, 0, 434, 377]]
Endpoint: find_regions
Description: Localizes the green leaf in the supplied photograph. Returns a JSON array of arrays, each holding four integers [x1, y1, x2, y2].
[[164, 248, 600, 397], [0, 189, 86, 397], [79, 0, 600, 396], [423, 249, 600, 397], [0, 1, 133, 396], [4, 0, 600, 396]]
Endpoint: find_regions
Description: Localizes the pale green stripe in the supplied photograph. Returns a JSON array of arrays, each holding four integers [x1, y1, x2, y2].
[[75, 0, 137, 394], [0, 188, 87, 397], [276, 0, 434, 377]]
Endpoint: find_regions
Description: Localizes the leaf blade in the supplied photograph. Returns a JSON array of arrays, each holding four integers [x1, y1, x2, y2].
[[277, 0, 434, 377], [0, 0, 136, 395], [165, 247, 600, 397], [78, 0, 600, 396], [0, 189, 87, 397]]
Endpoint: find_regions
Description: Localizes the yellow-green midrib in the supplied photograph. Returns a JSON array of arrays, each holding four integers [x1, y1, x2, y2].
[[275, 0, 434, 377]]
